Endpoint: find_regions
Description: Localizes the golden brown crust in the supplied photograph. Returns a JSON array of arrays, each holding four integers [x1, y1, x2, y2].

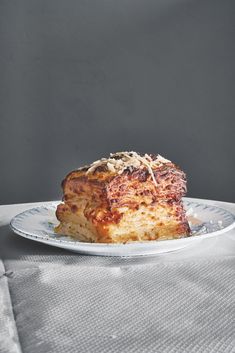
[[55, 152, 190, 243]]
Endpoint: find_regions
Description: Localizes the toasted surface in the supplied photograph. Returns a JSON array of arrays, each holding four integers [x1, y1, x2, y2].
[[55, 152, 190, 243]]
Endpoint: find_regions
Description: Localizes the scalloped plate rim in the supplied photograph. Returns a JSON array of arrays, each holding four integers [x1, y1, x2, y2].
[[9, 200, 235, 256]]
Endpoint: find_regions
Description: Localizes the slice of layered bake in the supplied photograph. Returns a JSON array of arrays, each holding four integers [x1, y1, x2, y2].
[[55, 152, 190, 243]]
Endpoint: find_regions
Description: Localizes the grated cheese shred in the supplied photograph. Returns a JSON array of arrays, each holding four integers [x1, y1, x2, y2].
[[81, 151, 171, 188]]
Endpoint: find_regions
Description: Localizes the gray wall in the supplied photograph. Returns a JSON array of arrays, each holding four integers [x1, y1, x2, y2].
[[0, 0, 234, 204]]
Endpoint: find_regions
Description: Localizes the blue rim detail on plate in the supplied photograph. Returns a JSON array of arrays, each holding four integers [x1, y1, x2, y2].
[[10, 200, 235, 256]]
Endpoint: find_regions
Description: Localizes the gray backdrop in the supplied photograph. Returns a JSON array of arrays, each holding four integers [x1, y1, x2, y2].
[[0, 0, 234, 205]]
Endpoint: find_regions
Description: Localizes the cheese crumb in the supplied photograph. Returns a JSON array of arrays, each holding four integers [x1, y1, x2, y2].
[[81, 151, 171, 188]]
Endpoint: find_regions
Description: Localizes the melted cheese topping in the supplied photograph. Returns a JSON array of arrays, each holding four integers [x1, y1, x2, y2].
[[81, 151, 171, 188]]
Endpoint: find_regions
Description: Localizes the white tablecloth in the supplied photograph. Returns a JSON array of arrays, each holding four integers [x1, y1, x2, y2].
[[0, 198, 235, 353]]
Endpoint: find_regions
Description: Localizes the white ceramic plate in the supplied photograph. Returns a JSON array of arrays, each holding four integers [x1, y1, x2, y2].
[[10, 200, 235, 257]]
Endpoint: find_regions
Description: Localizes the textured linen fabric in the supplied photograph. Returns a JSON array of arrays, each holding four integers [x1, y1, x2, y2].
[[0, 259, 22, 353], [4, 257, 235, 353], [1, 199, 235, 353]]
